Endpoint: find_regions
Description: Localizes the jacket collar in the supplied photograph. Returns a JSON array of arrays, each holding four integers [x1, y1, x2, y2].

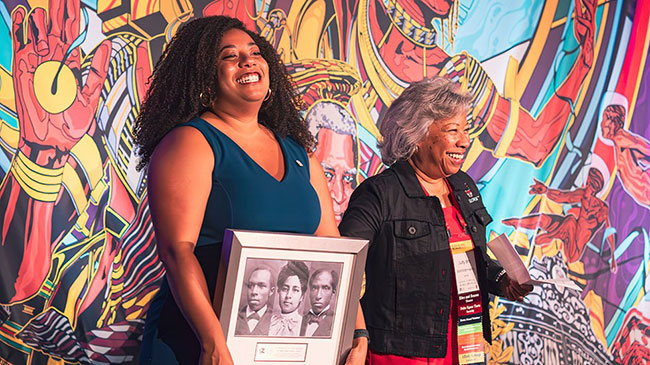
[[391, 160, 427, 198], [391, 159, 470, 197]]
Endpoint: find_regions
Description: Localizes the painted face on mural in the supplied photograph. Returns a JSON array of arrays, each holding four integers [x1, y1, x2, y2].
[[278, 275, 304, 314], [413, 112, 469, 178], [585, 168, 605, 194], [214, 29, 270, 105], [314, 129, 356, 223]]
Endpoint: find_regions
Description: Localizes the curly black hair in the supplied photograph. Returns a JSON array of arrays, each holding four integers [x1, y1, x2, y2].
[[134, 16, 314, 170]]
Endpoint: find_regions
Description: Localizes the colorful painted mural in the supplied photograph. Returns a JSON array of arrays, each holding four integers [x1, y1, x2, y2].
[[0, 0, 648, 363]]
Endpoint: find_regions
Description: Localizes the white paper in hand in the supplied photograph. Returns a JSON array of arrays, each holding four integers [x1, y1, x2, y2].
[[487, 234, 582, 292]]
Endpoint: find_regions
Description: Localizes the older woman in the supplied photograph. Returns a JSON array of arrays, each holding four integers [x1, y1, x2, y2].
[[135, 16, 366, 365], [339, 77, 532, 364]]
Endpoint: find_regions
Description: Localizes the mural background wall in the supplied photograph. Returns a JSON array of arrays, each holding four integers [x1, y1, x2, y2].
[[0, 0, 648, 363]]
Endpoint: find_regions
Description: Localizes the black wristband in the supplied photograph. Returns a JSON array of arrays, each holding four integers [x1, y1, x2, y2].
[[353, 329, 370, 340]]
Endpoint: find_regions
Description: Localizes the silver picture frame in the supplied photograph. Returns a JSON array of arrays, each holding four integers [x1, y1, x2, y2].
[[213, 229, 368, 364]]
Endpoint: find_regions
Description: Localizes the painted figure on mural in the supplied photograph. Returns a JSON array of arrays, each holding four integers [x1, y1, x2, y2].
[[5, 0, 157, 303], [502, 168, 617, 272], [1, 0, 169, 362], [310, 103, 358, 224], [287, 59, 362, 223], [600, 103, 650, 208], [344, 0, 598, 167], [1, 0, 111, 304]]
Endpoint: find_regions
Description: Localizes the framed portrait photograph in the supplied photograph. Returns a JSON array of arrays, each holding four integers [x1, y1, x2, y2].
[[213, 230, 368, 364]]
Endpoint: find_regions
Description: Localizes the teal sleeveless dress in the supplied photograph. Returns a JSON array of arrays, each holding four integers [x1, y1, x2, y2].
[[140, 118, 321, 364]]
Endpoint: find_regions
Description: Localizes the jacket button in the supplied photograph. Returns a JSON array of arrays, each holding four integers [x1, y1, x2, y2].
[[471, 226, 478, 232], [408, 226, 417, 235]]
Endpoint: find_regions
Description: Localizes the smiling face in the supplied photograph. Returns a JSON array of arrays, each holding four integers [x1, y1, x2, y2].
[[314, 129, 356, 223], [413, 112, 470, 179], [309, 271, 335, 314], [246, 269, 274, 312], [278, 275, 304, 314], [213, 29, 270, 107]]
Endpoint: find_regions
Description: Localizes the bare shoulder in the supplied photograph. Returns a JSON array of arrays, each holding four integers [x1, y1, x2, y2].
[[148, 126, 214, 179]]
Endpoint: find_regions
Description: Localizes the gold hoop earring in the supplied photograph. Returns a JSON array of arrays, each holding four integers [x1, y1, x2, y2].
[[199, 91, 212, 108], [263, 89, 272, 102]]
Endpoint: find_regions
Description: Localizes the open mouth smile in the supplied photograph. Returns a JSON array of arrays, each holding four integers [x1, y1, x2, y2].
[[237, 72, 260, 84], [447, 152, 464, 162]]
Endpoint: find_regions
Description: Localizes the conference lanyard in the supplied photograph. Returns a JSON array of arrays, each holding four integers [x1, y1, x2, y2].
[[420, 179, 485, 364]]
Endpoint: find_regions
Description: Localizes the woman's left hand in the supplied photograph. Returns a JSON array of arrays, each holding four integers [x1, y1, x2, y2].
[[499, 275, 533, 302], [345, 337, 368, 365]]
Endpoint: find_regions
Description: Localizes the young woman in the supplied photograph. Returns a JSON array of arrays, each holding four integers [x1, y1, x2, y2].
[[135, 16, 366, 365]]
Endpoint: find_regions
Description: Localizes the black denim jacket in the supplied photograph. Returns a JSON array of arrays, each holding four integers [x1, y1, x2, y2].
[[339, 160, 505, 358]]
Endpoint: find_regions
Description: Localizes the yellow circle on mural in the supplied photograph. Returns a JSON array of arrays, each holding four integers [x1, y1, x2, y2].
[[33, 61, 77, 114]]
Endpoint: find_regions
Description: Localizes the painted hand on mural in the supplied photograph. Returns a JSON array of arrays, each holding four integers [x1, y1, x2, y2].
[[11, 0, 110, 167], [502, 169, 617, 273], [529, 178, 549, 195], [601, 104, 650, 207], [0, 0, 111, 305]]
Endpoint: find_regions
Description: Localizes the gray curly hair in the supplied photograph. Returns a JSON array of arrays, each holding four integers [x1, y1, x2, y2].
[[378, 77, 472, 166]]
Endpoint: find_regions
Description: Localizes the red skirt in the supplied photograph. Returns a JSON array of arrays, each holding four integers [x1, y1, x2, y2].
[[365, 295, 459, 365], [366, 348, 457, 365]]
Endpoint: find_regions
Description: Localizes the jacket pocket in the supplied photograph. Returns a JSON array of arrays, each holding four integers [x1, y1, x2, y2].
[[393, 220, 433, 261], [394, 220, 431, 239]]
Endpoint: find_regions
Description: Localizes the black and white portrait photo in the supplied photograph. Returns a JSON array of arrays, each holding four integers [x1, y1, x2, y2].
[[234, 264, 276, 336], [217, 230, 368, 364], [300, 268, 339, 337], [234, 258, 342, 338]]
